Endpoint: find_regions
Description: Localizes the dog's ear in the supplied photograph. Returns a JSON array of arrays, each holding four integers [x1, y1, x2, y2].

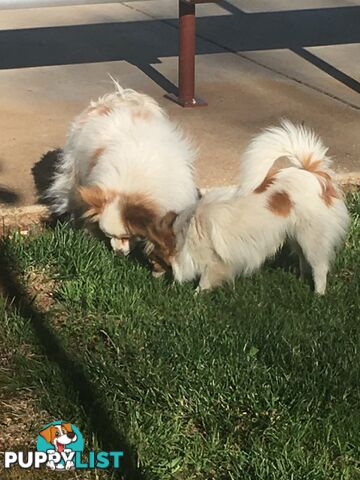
[[62, 423, 72, 433], [126, 205, 157, 232], [78, 185, 108, 219], [147, 211, 177, 252], [39, 426, 55, 444], [78, 185, 107, 209], [122, 197, 159, 237]]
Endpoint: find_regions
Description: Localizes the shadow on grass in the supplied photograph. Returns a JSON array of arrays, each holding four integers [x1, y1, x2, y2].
[[266, 244, 298, 273], [265, 244, 315, 290], [0, 241, 149, 480]]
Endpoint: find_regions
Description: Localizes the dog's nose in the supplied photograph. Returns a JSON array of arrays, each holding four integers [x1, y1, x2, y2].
[[67, 432, 75, 439]]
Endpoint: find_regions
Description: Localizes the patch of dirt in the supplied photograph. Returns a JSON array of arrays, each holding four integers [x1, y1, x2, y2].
[[0, 392, 50, 452], [25, 267, 56, 311]]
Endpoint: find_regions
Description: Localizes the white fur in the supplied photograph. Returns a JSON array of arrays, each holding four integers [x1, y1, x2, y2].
[[46, 82, 198, 251], [169, 122, 349, 294]]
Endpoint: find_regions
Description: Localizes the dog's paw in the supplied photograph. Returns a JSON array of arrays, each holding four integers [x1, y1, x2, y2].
[[195, 283, 212, 294]]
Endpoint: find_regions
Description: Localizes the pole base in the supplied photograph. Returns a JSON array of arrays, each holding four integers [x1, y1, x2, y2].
[[164, 93, 207, 108]]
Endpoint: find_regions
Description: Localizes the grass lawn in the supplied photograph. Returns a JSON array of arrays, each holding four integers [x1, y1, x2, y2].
[[0, 194, 359, 480]]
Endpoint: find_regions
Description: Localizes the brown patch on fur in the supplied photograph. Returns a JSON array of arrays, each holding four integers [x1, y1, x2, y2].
[[317, 171, 339, 207], [302, 155, 339, 206], [254, 168, 279, 193], [88, 146, 105, 174], [268, 190, 293, 217], [121, 195, 176, 271], [78, 185, 116, 221], [146, 211, 178, 269], [121, 193, 161, 236], [302, 154, 322, 173]]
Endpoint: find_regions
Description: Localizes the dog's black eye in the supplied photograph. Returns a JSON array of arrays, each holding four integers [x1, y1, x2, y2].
[[55, 431, 59, 436]]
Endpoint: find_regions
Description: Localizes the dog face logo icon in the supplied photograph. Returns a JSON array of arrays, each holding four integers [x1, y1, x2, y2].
[[40, 423, 77, 453], [36, 421, 84, 470]]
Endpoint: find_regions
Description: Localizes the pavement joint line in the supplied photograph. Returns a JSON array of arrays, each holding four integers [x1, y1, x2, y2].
[[122, 2, 360, 111], [0, 172, 359, 234]]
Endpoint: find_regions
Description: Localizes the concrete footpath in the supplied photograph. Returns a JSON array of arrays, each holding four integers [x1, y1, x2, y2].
[[0, 0, 359, 222]]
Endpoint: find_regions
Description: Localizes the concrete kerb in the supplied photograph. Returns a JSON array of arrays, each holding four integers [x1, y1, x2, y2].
[[0, 204, 49, 235], [1, 171, 359, 236]]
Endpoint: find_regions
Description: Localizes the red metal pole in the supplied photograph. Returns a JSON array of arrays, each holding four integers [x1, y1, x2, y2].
[[165, 0, 207, 107], [179, 0, 196, 105]]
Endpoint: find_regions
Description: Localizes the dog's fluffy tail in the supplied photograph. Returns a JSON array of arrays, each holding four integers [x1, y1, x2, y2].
[[238, 120, 332, 195]]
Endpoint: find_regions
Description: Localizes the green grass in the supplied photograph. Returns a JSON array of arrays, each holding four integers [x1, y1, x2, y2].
[[1, 194, 360, 479]]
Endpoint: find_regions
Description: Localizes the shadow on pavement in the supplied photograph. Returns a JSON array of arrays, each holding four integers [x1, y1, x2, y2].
[[292, 47, 360, 94], [0, 161, 21, 206], [0, 5, 359, 93], [0, 186, 20, 206]]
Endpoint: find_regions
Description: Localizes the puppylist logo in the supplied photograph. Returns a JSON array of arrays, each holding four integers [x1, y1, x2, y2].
[[4, 421, 123, 471]]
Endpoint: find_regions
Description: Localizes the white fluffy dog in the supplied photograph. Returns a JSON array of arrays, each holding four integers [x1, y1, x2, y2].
[[145, 121, 349, 294], [46, 82, 198, 255]]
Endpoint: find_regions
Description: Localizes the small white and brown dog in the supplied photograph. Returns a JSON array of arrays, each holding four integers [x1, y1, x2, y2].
[[144, 121, 350, 294], [46, 81, 198, 257], [39, 422, 77, 470]]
